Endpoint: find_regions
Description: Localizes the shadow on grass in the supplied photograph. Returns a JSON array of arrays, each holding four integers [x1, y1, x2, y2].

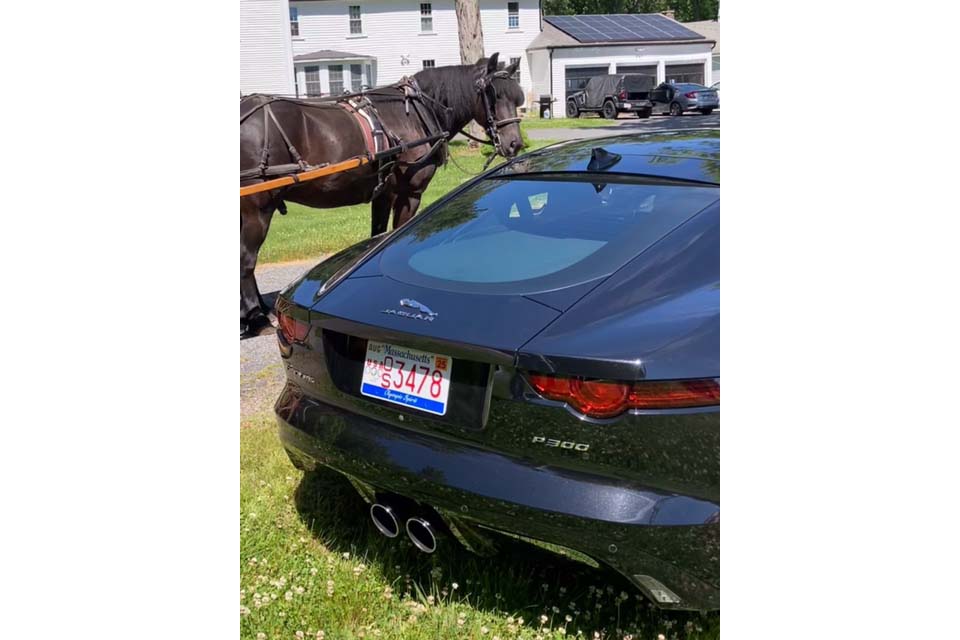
[[293, 465, 719, 638]]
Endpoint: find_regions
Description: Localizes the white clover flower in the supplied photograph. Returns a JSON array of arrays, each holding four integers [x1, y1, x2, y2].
[[480, 626, 489, 634], [565, 615, 572, 622], [256, 633, 266, 640], [342, 552, 350, 559], [285, 591, 293, 601], [540, 615, 549, 624], [316, 631, 325, 640], [240, 605, 251, 616], [296, 632, 305, 639], [452, 582, 459, 590]]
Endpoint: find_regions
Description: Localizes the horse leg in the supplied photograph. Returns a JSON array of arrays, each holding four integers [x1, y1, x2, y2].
[[241, 198, 276, 337], [371, 190, 395, 236], [391, 191, 423, 229]]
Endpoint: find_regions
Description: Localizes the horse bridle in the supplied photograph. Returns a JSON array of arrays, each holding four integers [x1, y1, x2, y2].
[[458, 70, 522, 166]]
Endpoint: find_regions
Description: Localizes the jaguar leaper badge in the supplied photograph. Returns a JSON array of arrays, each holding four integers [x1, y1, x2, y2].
[[381, 298, 438, 322]]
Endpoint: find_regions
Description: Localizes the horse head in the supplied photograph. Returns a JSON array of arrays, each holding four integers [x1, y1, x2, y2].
[[473, 52, 525, 158]]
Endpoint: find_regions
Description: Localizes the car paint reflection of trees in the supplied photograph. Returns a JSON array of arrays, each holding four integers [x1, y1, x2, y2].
[[497, 131, 719, 184]]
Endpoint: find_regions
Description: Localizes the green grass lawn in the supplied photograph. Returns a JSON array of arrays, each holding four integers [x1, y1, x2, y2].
[[241, 413, 719, 640], [519, 117, 619, 129], [258, 139, 556, 264]]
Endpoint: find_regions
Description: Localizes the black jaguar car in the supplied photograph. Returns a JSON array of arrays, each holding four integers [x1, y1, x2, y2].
[[274, 130, 720, 610]]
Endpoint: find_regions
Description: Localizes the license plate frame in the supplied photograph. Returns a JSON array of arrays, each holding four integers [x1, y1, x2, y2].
[[360, 341, 453, 416]]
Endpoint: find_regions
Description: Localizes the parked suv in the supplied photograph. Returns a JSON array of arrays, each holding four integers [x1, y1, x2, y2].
[[649, 82, 718, 116], [566, 74, 655, 119]]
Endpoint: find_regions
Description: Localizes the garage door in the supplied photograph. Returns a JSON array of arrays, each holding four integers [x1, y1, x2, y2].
[[664, 63, 705, 85], [616, 64, 657, 82], [564, 66, 608, 94]]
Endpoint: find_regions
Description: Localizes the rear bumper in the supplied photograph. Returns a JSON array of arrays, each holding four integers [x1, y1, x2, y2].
[[275, 383, 719, 610]]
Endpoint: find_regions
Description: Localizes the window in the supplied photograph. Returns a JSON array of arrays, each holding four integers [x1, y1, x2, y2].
[[564, 66, 607, 93], [328, 65, 344, 94], [422, 59, 435, 69], [712, 54, 720, 71], [289, 7, 299, 37], [509, 56, 521, 84], [350, 64, 362, 92], [420, 3, 433, 32], [665, 63, 705, 85], [507, 2, 519, 29], [349, 5, 362, 34], [379, 178, 719, 294], [304, 66, 322, 96]]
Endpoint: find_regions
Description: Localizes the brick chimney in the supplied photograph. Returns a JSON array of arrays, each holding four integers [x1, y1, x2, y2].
[[661, 10, 676, 21]]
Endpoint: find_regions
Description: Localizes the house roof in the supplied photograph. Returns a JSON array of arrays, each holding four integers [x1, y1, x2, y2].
[[293, 49, 375, 62], [529, 16, 714, 50], [684, 20, 720, 54]]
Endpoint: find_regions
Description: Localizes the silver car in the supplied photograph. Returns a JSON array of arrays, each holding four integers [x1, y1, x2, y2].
[[649, 82, 719, 116]]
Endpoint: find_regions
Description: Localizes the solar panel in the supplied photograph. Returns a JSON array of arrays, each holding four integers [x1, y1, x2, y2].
[[545, 14, 706, 43]]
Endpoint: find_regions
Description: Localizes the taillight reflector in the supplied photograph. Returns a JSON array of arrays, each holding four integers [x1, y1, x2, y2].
[[685, 91, 698, 98], [277, 311, 310, 344], [526, 374, 719, 418]]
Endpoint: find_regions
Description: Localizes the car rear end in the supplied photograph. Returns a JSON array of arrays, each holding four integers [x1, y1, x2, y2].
[[619, 75, 655, 116], [677, 84, 719, 112], [274, 146, 720, 610]]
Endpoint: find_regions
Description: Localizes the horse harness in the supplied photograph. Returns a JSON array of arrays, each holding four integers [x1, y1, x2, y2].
[[240, 70, 520, 198], [240, 78, 448, 204]]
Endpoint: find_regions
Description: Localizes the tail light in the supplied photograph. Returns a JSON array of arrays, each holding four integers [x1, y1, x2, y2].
[[526, 374, 719, 418], [618, 90, 627, 100], [684, 91, 699, 99], [277, 309, 310, 345]]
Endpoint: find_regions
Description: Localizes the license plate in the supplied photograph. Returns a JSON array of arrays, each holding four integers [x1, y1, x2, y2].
[[622, 103, 632, 108], [360, 341, 452, 416]]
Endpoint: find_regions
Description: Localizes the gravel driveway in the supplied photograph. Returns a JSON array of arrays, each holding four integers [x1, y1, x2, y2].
[[240, 259, 320, 419]]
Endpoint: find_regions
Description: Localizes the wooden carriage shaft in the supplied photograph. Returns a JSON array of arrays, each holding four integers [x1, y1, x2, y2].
[[239, 132, 448, 198]]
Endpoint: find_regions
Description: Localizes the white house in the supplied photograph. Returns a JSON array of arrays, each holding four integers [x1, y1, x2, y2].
[[241, 0, 541, 100], [683, 18, 720, 84], [527, 13, 716, 109], [240, 0, 297, 95]]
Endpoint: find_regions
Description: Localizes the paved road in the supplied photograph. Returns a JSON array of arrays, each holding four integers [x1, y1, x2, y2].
[[240, 260, 317, 419], [526, 111, 719, 141]]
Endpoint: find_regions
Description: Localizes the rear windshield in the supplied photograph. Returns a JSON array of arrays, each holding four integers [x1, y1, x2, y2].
[[379, 177, 718, 295]]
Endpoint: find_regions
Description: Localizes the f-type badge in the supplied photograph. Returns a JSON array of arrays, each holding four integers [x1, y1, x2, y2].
[[381, 298, 438, 322]]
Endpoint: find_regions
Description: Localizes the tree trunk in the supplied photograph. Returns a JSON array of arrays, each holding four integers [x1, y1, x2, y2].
[[454, 0, 485, 146]]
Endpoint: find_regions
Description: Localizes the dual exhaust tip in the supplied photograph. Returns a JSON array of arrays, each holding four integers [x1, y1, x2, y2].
[[370, 502, 438, 553]]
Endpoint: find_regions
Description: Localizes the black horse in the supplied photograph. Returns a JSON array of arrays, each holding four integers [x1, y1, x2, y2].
[[240, 54, 524, 337]]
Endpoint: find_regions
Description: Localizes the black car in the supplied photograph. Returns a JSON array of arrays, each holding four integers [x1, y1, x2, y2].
[[274, 131, 720, 611], [566, 74, 655, 119]]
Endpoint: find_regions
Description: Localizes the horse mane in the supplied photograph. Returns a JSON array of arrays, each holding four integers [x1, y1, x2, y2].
[[413, 59, 524, 130]]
